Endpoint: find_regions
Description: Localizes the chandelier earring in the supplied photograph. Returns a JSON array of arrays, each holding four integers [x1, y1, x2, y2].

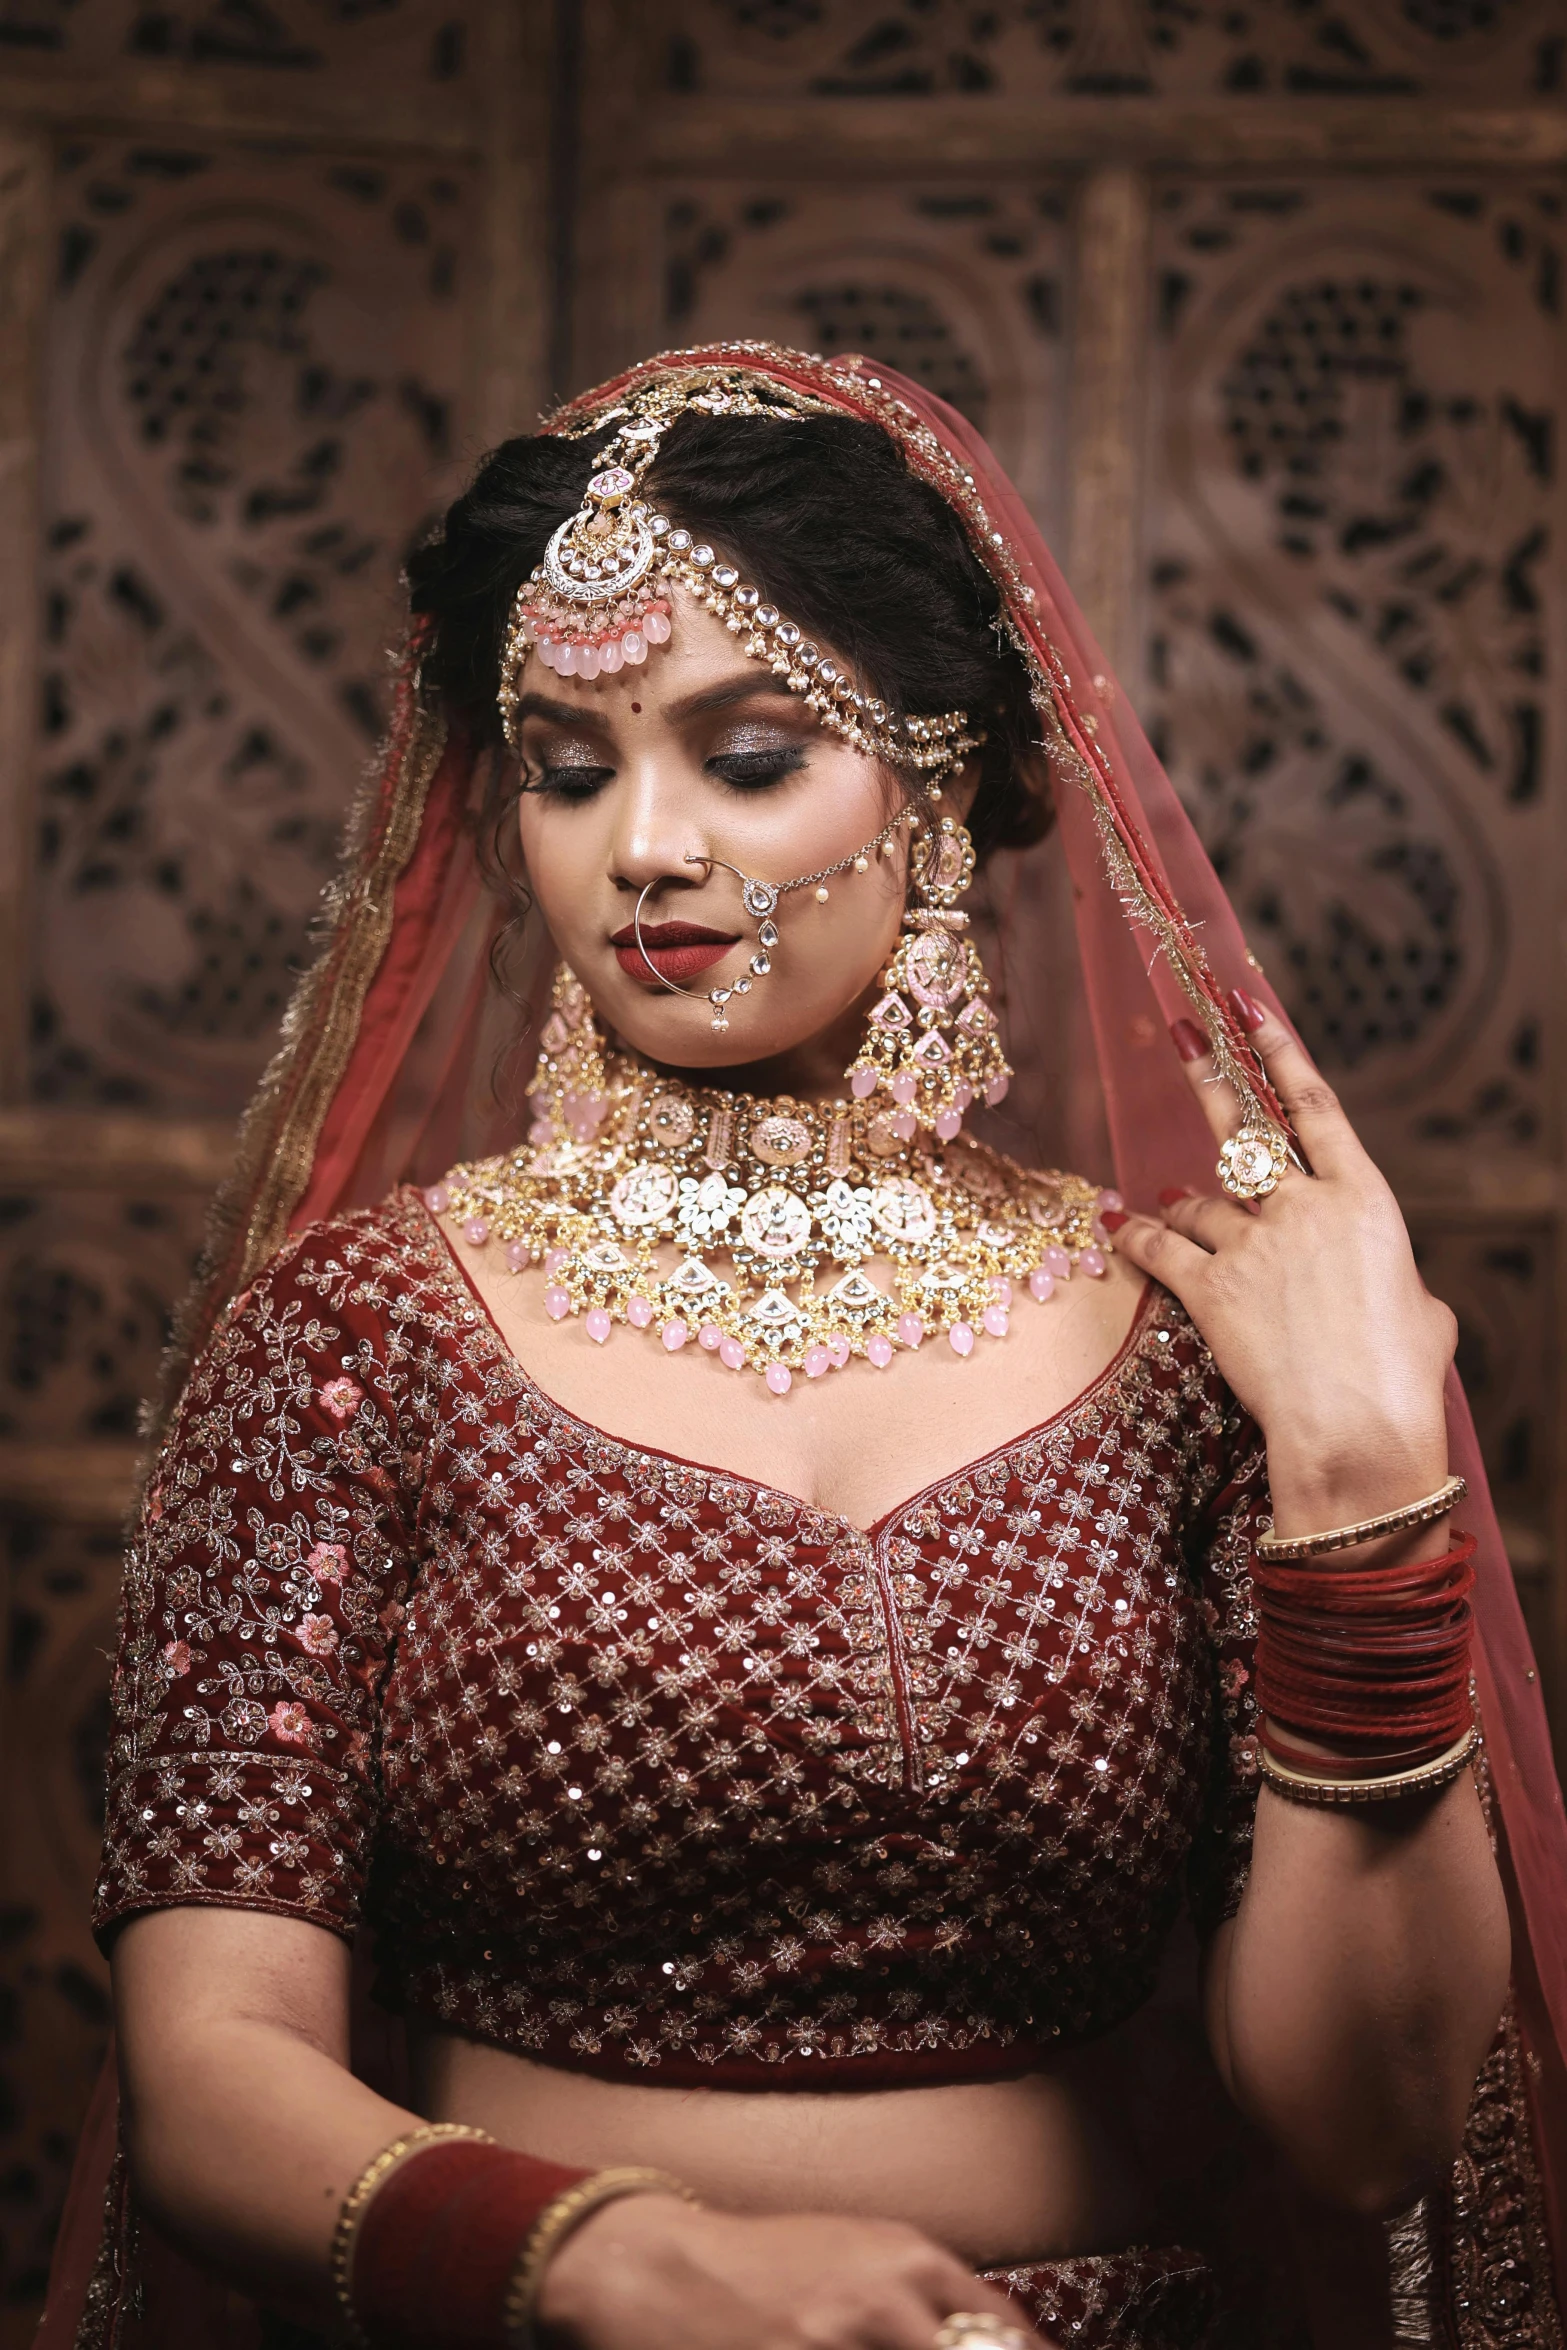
[[845, 812, 1012, 1144], [532, 963, 609, 1143]]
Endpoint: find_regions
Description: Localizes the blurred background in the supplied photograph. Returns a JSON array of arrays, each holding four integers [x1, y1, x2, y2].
[[0, 0, 1562, 2334]]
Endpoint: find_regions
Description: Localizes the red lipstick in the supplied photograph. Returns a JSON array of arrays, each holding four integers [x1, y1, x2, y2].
[[610, 919, 738, 987]]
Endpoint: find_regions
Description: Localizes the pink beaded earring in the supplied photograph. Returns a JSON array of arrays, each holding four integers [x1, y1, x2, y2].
[[845, 813, 1011, 1142]]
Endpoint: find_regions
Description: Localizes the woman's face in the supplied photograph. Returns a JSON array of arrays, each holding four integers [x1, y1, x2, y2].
[[514, 588, 942, 1084]]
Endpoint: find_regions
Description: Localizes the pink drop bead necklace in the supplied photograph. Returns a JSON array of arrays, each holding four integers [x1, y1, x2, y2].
[[428, 1046, 1114, 1397]]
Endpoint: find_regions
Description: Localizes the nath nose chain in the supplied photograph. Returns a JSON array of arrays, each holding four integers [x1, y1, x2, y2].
[[495, 368, 980, 790], [632, 808, 916, 1033]]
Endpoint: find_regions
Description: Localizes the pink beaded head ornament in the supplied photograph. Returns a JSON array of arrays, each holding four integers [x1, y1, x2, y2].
[[495, 366, 980, 789]]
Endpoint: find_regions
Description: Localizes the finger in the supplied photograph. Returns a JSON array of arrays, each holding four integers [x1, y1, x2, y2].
[[1100, 1209, 1211, 1310], [1157, 1185, 1254, 1252], [1227, 988, 1359, 1175], [1167, 1014, 1242, 1149]]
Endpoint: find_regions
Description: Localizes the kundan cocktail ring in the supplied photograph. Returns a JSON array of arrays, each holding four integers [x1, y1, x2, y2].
[[931, 2314, 1031, 2350], [1216, 1121, 1293, 1201]]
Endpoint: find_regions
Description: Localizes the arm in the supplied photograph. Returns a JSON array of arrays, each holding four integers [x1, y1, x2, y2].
[[1106, 996, 1509, 2218], [113, 1904, 1042, 2349]]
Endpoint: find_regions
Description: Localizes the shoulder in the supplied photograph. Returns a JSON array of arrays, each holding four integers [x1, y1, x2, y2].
[[210, 1188, 457, 1344], [172, 1189, 479, 1443]]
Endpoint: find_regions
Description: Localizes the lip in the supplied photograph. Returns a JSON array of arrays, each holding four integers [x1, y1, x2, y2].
[[610, 919, 739, 987]]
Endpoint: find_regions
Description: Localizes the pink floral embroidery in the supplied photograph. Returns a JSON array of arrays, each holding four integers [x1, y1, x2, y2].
[[268, 1701, 315, 1747], [162, 1640, 192, 1676], [319, 1377, 363, 1423], [308, 1542, 349, 1582], [296, 1614, 339, 1656], [1234, 1734, 1262, 1777], [1222, 1657, 1250, 1698]]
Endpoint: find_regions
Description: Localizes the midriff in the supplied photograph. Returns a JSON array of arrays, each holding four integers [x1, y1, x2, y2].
[[410, 2027, 1164, 2267]]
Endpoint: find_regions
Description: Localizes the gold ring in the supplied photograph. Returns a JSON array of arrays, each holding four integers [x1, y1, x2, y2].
[[1216, 1123, 1290, 1201], [933, 2315, 1031, 2350]]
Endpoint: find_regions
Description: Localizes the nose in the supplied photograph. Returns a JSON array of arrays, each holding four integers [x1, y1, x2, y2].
[[607, 755, 706, 903]]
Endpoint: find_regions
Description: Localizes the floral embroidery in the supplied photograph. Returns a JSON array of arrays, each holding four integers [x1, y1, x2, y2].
[[94, 1192, 1266, 2086], [318, 1377, 363, 1422]]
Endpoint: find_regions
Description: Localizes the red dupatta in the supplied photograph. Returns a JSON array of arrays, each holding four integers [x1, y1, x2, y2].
[[37, 345, 1566, 2350]]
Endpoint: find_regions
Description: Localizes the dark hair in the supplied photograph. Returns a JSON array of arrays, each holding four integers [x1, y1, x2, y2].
[[406, 410, 1046, 859]]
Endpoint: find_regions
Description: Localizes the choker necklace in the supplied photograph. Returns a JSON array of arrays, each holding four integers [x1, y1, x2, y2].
[[428, 997, 1112, 1396]]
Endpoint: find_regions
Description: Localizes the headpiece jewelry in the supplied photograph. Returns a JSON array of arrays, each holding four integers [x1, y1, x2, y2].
[[496, 369, 981, 790]]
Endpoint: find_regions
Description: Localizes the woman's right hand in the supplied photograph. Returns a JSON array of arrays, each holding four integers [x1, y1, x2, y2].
[[538, 2193, 1049, 2350]]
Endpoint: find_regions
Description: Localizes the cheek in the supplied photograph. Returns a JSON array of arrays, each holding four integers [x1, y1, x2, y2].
[[514, 803, 596, 938]]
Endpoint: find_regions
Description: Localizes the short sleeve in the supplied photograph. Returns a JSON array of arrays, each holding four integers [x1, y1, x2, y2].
[[1184, 1394, 1268, 1939], [93, 1213, 422, 1949]]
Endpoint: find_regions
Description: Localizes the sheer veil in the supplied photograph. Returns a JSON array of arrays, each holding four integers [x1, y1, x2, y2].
[[36, 346, 1567, 2350]]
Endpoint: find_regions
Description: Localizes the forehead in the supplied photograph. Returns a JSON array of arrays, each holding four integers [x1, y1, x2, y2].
[[517, 586, 812, 724]]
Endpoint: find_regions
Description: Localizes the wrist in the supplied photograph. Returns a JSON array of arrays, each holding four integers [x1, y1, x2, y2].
[[1263, 1428, 1450, 1540], [536, 2194, 701, 2341]]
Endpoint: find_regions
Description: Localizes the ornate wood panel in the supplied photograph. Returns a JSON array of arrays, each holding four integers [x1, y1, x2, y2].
[[656, 0, 1562, 103], [1, 0, 1564, 2336], [1141, 174, 1565, 1673], [34, 139, 473, 1114]]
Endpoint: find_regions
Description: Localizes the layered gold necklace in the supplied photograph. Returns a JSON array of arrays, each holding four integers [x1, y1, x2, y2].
[[431, 984, 1110, 1395]]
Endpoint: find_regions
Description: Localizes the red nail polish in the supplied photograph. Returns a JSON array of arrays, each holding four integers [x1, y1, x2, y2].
[[1099, 1208, 1128, 1233], [1230, 985, 1267, 1033], [1170, 1018, 1209, 1063], [1157, 1187, 1190, 1207]]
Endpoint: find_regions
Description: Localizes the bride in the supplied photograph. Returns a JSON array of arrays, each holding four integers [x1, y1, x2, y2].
[[43, 349, 1566, 2350]]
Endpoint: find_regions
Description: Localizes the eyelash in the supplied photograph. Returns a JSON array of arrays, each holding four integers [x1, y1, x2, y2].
[[523, 745, 808, 803]]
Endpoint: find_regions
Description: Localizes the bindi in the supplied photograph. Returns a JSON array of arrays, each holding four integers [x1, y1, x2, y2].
[[631, 702, 641, 713]]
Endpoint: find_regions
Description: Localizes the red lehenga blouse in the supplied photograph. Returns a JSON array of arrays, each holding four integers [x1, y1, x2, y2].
[[93, 1191, 1266, 2089]]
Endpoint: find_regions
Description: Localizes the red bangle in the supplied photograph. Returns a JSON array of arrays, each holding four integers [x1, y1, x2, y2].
[[1255, 1532, 1476, 1771], [351, 2139, 590, 2350]]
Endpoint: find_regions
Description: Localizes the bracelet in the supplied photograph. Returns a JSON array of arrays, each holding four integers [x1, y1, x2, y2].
[[501, 2167, 701, 2350], [1255, 1475, 1466, 1561], [1258, 1721, 1479, 1807], [332, 2124, 496, 2346]]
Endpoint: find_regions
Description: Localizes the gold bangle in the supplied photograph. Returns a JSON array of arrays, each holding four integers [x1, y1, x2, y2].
[[1258, 1722, 1479, 1807], [330, 2123, 495, 2346], [500, 2166, 700, 2350], [1255, 1474, 1467, 1561]]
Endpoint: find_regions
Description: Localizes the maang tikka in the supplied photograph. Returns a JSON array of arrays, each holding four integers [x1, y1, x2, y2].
[[495, 367, 980, 791], [846, 813, 1012, 1139]]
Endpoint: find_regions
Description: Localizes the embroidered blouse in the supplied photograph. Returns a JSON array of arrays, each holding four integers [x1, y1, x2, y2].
[[93, 1191, 1266, 2088]]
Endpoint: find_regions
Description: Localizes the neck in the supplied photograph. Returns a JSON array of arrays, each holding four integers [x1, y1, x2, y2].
[[631, 989, 876, 1106]]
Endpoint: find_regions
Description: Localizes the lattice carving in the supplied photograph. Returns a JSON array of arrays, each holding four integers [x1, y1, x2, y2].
[[668, 0, 1561, 99], [0, 0, 469, 83], [32, 142, 472, 1112], [619, 185, 1069, 540], [0, 1190, 207, 1443], [1144, 180, 1559, 1197]]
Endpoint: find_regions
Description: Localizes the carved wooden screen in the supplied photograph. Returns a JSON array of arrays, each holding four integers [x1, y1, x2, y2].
[[2, 0, 1565, 2336]]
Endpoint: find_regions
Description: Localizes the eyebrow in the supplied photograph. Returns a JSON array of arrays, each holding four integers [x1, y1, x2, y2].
[[516, 672, 801, 732]]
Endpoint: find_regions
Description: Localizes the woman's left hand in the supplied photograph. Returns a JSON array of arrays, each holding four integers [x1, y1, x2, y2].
[[1101, 990, 1457, 1529]]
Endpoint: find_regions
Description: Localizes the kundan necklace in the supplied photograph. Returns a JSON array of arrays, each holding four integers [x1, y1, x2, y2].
[[428, 974, 1113, 1396]]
